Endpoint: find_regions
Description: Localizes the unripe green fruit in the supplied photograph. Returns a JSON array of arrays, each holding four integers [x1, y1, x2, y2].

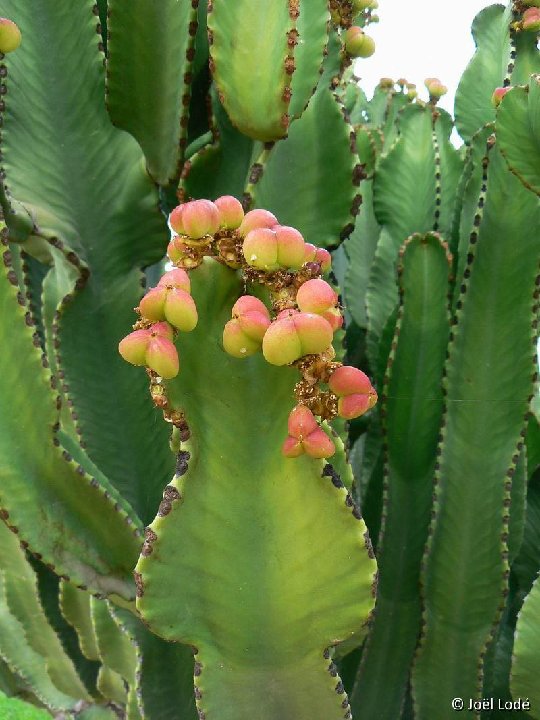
[[0, 18, 22, 54], [523, 0, 540, 6], [238, 209, 278, 237], [351, 0, 372, 12], [344, 27, 376, 59], [223, 320, 261, 358], [523, 7, 540, 30], [215, 195, 245, 230], [242, 228, 279, 271]]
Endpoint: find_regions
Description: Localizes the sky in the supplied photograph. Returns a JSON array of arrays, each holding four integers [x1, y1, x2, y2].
[[353, 0, 493, 117]]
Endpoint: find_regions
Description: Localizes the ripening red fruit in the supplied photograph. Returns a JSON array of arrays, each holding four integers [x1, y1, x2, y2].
[[523, 7, 540, 31], [491, 86, 511, 107], [344, 27, 376, 58], [329, 365, 377, 419], [0, 18, 22, 53], [215, 195, 245, 230], [282, 405, 335, 459], [238, 209, 278, 237]]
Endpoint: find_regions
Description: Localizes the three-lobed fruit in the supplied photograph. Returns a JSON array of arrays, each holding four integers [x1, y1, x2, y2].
[[329, 366, 377, 419], [242, 225, 306, 271], [296, 279, 343, 331], [119, 322, 179, 379], [491, 86, 512, 107], [139, 269, 198, 332], [215, 195, 245, 230], [344, 26, 376, 58], [282, 405, 335, 459], [169, 199, 220, 239], [262, 311, 333, 366], [223, 296, 271, 358]]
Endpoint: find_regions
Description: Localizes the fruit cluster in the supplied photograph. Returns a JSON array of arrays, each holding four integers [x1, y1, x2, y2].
[[119, 197, 377, 459]]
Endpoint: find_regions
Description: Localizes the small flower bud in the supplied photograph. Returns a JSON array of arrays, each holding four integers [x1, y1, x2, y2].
[[0, 18, 21, 53], [275, 225, 306, 269], [523, 7, 540, 31], [491, 86, 511, 107], [238, 209, 278, 237], [242, 228, 279, 271], [215, 195, 245, 230], [344, 27, 376, 58]]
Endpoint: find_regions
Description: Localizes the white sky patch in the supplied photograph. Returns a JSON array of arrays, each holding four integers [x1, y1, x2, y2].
[[353, 0, 492, 138]]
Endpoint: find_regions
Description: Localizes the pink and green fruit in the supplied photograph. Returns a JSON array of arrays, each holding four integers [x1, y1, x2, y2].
[[262, 312, 333, 366], [215, 195, 245, 230], [282, 405, 335, 459]]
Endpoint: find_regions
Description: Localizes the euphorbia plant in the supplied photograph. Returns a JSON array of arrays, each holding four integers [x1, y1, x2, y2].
[[0, 1, 539, 719]]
